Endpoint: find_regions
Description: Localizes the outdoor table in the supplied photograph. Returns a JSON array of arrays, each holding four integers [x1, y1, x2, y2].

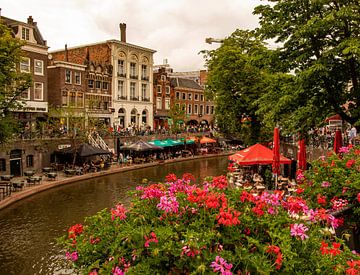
[[42, 167, 53, 173], [1, 175, 13, 181], [32, 176, 42, 184], [12, 181, 25, 191], [47, 172, 57, 180], [24, 170, 35, 177], [64, 169, 76, 176]]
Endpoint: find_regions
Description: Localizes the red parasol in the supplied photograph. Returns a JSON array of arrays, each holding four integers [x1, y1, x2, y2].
[[272, 127, 280, 175], [229, 143, 291, 166], [199, 136, 217, 144], [333, 130, 343, 154], [298, 139, 307, 170]]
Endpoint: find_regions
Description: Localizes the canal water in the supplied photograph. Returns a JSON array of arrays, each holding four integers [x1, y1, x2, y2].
[[0, 156, 228, 274]]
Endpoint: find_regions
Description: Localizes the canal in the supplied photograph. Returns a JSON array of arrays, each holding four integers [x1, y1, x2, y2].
[[0, 156, 228, 274]]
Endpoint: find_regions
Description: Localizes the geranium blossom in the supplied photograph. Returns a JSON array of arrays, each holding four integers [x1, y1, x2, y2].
[[346, 159, 356, 168], [211, 175, 228, 189], [217, 207, 241, 226], [68, 224, 83, 239], [66, 251, 78, 262], [144, 232, 158, 247], [320, 241, 342, 257], [290, 223, 309, 240], [210, 256, 233, 275], [181, 245, 200, 257], [339, 146, 350, 154], [331, 198, 349, 210], [321, 181, 331, 188], [112, 266, 124, 275], [111, 204, 128, 221], [157, 194, 179, 213]]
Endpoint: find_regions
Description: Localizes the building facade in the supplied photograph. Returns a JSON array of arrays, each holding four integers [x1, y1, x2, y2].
[[1, 15, 49, 132], [50, 23, 155, 130]]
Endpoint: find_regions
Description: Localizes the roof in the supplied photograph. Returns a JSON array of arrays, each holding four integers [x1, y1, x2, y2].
[[170, 77, 203, 90], [1, 15, 47, 47]]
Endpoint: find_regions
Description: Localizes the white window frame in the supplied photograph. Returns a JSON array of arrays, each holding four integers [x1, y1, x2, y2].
[[161, 75, 166, 81], [34, 59, 43, 75], [20, 57, 30, 73], [118, 80, 124, 99], [182, 93, 186, 100], [130, 62, 136, 77], [157, 85, 162, 94], [141, 65, 147, 78], [176, 92, 180, 100], [166, 86, 170, 95], [34, 82, 43, 101], [194, 104, 198, 114], [22, 27, 30, 40], [20, 88, 30, 100], [187, 104, 192, 114], [141, 83, 147, 99], [188, 93, 192, 100], [200, 105, 204, 115], [65, 70, 72, 84], [206, 105, 210, 115], [200, 94, 204, 101], [194, 93, 199, 101], [130, 82, 136, 98], [118, 60, 125, 75], [165, 98, 170, 110], [74, 72, 81, 85], [156, 98, 162, 109]]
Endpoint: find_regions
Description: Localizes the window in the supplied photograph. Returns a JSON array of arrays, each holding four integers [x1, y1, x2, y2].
[[161, 75, 166, 81], [34, 60, 43, 75], [22, 27, 30, 40], [62, 91, 68, 106], [188, 93, 192, 100], [211, 106, 214, 114], [102, 82, 108, 90], [194, 104, 198, 114], [26, 155, 34, 168], [65, 70, 71, 83], [194, 94, 199, 101], [176, 92, 180, 99], [141, 84, 147, 100], [200, 94, 204, 101], [88, 79, 94, 89], [165, 98, 170, 110], [187, 104, 192, 114], [75, 72, 81, 85], [20, 57, 30, 72], [118, 60, 125, 75], [176, 103, 180, 109], [130, 62, 136, 77], [0, 159, 6, 172], [77, 93, 84, 108], [157, 85, 162, 94], [95, 80, 101, 89], [182, 93, 186, 100], [156, 98, 162, 109], [141, 65, 147, 79], [166, 86, 170, 94], [206, 105, 210, 114], [118, 80, 124, 99], [130, 82, 136, 99], [200, 105, 204, 115], [21, 88, 30, 100], [69, 92, 76, 106], [181, 104, 186, 112], [34, 82, 43, 100]]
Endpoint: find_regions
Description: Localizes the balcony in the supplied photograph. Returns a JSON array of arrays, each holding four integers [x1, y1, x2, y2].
[[142, 97, 150, 102], [117, 72, 126, 78], [141, 76, 149, 81], [117, 95, 127, 100], [130, 96, 139, 101], [130, 74, 138, 80]]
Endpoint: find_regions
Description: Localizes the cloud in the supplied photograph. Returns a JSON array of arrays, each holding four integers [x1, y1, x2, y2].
[[1, 0, 265, 71]]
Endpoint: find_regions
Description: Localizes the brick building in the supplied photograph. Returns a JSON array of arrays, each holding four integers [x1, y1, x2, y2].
[[0, 14, 49, 176], [50, 23, 155, 130]]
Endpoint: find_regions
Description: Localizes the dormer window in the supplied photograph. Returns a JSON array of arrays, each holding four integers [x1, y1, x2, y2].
[[22, 27, 30, 40]]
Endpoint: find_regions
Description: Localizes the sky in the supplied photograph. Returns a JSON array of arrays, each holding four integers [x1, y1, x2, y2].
[[1, 0, 266, 72]]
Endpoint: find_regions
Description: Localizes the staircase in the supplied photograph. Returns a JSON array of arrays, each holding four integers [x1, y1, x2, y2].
[[88, 131, 111, 152]]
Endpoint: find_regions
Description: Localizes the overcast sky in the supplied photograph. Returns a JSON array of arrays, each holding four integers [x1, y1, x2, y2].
[[1, 0, 266, 71]]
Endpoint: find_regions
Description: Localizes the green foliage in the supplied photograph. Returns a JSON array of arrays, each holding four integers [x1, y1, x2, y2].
[[168, 101, 186, 133], [0, 21, 32, 144], [254, 0, 360, 130]]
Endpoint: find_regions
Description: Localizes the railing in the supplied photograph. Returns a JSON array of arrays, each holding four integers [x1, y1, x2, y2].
[[117, 95, 127, 100], [141, 76, 149, 81], [88, 131, 111, 152], [117, 73, 126, 78], [130, 96, 139, 101], [130, 75, 138, 80], [142, 97, 150, 102]]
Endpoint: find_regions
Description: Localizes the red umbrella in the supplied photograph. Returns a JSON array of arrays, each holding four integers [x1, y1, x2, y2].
[[334, 130, 342, 154], [228, 143, 291, 165], [298, 139, 307, 170], [199, 136, 217, 144], [272, 127, 280, 175]]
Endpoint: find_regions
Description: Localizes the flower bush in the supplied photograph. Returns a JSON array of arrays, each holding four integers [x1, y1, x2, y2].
[[59, 167, 360, 274]]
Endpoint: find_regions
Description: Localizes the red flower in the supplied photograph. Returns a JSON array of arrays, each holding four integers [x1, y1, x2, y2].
[[211, 175, 228, 189], [346, 159, 356, 168], [216, 207, 241, 226], [296, 188, 304, 194], [317, 194, 327, 206], [320, 241, 342, 257], [266, 245, 283, 270], [165, 173, 177, 183], [68, 224, 83, 239], [182, 173, 195, 182], [346, 260, 360, 275], [357, 193, 360, 203]]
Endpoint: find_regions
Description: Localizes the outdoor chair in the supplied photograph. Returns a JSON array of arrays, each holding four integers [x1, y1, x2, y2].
[[47, 172, 57, 180], [12, 181, 25, 191]]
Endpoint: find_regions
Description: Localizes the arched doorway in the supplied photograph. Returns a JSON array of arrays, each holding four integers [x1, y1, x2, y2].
[[118, 108, 126, 128], [130, 109, 137, 125]]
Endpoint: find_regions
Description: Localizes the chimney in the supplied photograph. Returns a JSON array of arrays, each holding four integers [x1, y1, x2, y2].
[[27, 16, 33, 25], [119, 23, 126, 42], [65, 44, 68, 62]]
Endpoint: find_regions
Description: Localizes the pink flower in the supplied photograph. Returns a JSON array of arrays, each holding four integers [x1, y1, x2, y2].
[[331, 198, 348, 210], [339, 146, 350, 154], [66, 251, 78, 262], [290, 223, 309, 240], [210, 256, 233, 275], [357, 193, 360, 203], [112, 266, 124, 275], [157, 195, 179, 213], [111, 204, 128, 221], [321, 181, 331, 188]]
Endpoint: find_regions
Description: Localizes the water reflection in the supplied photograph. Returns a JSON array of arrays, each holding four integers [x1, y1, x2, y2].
[[0, 156, 228, 274]]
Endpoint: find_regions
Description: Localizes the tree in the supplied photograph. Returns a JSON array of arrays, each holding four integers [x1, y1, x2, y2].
[[254, 0, 360, 132], [168, 101, 186, 133], [202, 29, 275, 144], [0, 21, 32, 143]]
